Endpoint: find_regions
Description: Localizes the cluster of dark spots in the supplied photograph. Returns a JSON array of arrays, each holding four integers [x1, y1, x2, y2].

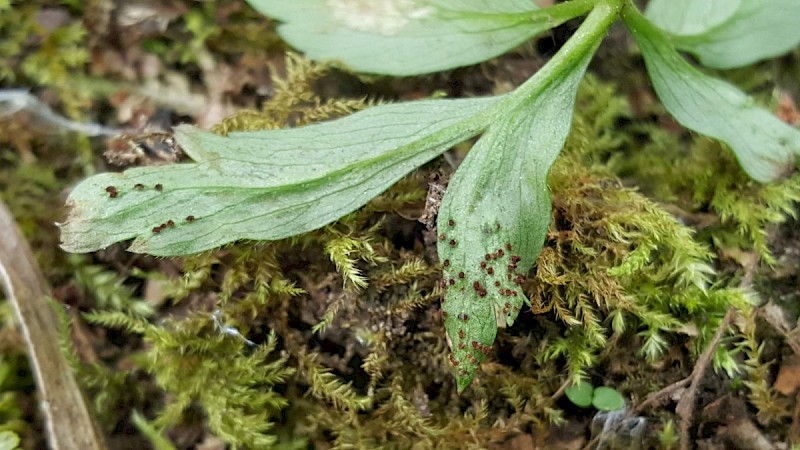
[[449, 354, 459, 366], [494, 281, 501, 287], [443, 259, 450, 267], [458, 342, 466, 350], [448, 278, 455, 286], [133, 183, 144, 190], [154, 183, 163, 192], [471, 341, 492, 356], [448, 219, 455, 227], [466, 353, 479, 364], [440, 279, 447, 289], [486, 267, 494, 275], [458, 271, 465, 279], [472, 281, 487, 297], [514, 274, 525, 286], [105, 186, 118, 198], [458, 313, 469, 321], [499, 289, 518, 297], [152, 219, 177, 234], [497, 249, 504, 257], [511, 255, 521, 263], [505, 243, 513, 251], [449, 239, 457, 247], [484, 253, 492, 261], [185, 215, 195, 222], [439, 233, 446, 241], [480, 261, 487, 269], [495, 222, 501, 230], [458, 329, 465, 339]]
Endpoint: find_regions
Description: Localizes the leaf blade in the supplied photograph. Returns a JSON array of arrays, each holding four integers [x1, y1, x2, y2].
[[60, 97, 497, 256], [646, 0, 800, 69], [245, 0, 588, 76], [624, 5, 800, 182], [437, 1, 612, 391]]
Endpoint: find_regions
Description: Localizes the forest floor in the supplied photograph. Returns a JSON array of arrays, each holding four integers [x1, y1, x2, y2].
[[2, 2, 800, 450]]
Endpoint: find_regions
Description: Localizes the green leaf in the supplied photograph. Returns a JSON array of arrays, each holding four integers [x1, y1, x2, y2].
[[245, 0, 595, 76], [646, 0, 800, 69], [644, 0, 737, 36], [565, 382, 594, 408], [623, 4, 800, 183], [60, 97, 497, 256], [592, 386, 625, 411], [438, 1, 619, 392], [0, 431, 18, 450]]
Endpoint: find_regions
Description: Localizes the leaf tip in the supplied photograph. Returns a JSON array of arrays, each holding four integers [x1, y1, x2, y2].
[[456, 372, 475, 394]]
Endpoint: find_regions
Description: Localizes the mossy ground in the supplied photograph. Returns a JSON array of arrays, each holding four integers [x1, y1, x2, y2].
[[2, 1, 800, 449]]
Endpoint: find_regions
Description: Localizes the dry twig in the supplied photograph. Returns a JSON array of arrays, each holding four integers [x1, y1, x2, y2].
[[674, 308, 735, 450], [0, 200, 106, 450]]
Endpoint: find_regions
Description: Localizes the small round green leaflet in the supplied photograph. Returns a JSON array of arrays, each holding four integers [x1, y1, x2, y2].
[[565, 383, 594, 408], [0, 431, 19, 450], [592, 386, 626, 411]]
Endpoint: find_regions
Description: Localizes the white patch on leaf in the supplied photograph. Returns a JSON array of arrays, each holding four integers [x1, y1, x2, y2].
[[328, 0, 434, 35]]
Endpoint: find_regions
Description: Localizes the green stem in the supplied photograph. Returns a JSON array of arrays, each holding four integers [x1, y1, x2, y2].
[[507, 0, 623, 105], [531, 0, 599, 24], [441, 0, 596, 24], [620, 0, 661, 38]]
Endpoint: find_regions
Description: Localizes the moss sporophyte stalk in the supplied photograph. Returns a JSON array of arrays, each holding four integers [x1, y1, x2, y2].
[[60, 0, 800, 395]]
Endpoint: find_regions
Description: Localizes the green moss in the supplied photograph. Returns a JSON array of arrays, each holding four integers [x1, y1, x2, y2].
[[54, 62, 799, 447], [1, 1, 92, 116], [212, 53, 376, 135]]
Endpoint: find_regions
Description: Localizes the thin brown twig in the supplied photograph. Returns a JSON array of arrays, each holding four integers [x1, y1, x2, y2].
[[550, 377, 572, 402], [0, 200, 106, 450], [632, 377, 692, 415], [675, 307, 736, 450]]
